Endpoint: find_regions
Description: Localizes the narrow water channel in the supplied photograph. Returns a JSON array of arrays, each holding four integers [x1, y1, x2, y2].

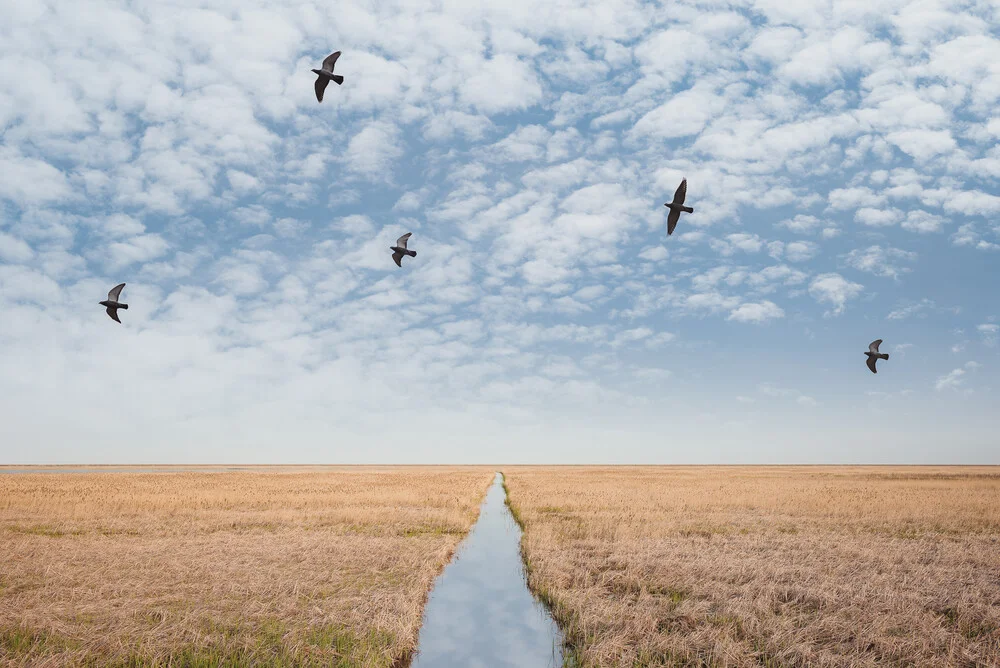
[[411, 472, 562, 667]]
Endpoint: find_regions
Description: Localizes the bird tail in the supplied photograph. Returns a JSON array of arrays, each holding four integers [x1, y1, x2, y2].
[[120, 304, 129, 310], [332, 75, 344, 85], [879, 353, 888, 360], [682, 206, 694, 213]]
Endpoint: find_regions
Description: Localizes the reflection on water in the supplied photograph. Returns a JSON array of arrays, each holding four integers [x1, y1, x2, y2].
[[411, 472, 562, 668]]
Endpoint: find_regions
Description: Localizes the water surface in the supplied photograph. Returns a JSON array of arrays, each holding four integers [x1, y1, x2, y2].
[[411, 472, 562, 668]]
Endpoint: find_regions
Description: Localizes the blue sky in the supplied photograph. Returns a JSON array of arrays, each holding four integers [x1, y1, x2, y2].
[[1, 0, 998, 463]]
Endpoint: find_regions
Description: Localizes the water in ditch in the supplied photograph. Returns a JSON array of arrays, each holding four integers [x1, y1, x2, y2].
[[410, 472, 562, 667]]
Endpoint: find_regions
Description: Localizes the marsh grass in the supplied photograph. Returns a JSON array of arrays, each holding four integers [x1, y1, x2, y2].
[[503, 466, 1000, 667], [0, 466, 493, 666]]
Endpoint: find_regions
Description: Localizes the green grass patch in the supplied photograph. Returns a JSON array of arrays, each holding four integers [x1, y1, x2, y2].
[[0, 624, 79, 658], [398, 525, 464, 538], [677, 524, 734, 538], [537, 505, 568, 514], [8, 524, 87, 537], [94, 621, 401, 667], [647, 585, 688, 604]]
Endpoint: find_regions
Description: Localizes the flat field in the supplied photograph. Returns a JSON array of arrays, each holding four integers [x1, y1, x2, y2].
[[0, 466, 493, 667], [503, 466, 1000, 667]]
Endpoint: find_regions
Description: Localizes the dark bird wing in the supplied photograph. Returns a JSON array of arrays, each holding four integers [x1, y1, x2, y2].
[[866, 355, 878, 374], [392, 251, 404, 267], [322, 51, 341, 72], [869, 339, 882, 354], [106, 306, 121, 323], [108, 283, 125, 302], [315, 76, 330, 102], [396, 232, 412, 250], [671, 178, 687, 205], [667, 209, 680, 236]]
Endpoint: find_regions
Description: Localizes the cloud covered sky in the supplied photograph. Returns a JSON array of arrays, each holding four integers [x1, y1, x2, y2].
[[1, 0, 998, 463]]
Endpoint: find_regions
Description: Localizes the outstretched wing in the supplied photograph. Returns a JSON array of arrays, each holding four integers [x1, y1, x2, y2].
[[667, 209, 680, 236], [866, 355, 878, 374], [315, 76, 330, 102], [392, 251, 404, 267], [672, 178, 687, 206], [869, 339, 882, 354], [108, 283, 125, 302], [322, 51, 341, 72], [396, 232, 412, 250], [106, 306, 121, 323]]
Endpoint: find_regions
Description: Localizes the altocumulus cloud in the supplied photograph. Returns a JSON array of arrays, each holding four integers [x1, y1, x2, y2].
[[728, 301, 784, 324]]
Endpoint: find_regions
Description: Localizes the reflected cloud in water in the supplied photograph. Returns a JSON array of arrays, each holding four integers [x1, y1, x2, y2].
[[411, 472, 562, 668]]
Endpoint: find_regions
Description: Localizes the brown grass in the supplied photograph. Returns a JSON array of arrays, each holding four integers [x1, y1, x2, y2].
[[502, 466, 1000, 667], [0, 466, 494, 667]]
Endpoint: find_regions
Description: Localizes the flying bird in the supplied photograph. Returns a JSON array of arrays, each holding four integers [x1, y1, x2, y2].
[[100, 283, 129, 324], [390, 233, 417, 267], [865, 339, 889, 374], [312, 51, 344, 102], [664, 178, 694, 236]]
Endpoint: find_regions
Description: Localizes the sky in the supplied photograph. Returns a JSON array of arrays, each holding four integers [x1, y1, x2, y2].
[[1, 0, 998, 464]]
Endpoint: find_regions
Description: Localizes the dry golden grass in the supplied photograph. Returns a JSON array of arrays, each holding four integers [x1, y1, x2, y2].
[[503, 466, 1000, 667], [0, 466, 494, 667]]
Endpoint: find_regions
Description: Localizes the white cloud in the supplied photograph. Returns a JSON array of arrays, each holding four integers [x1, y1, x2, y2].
[[333, 214, 376, 237], [952, 223, 1000, 251], [423, 111, 493, 142], [486, 125, 551, 162], [887, 298, 935, 320], [828, 186, 885, 210], [711, 233, 764, 257], [785, 241, 818, 263], [461, 54, 543, 114], [809, 273, 863, 316], [777, 214, 822, 234], [0, 148, 71, 206], [747, 265, 808, 291], [901, 211, 944, 234], [978, 323, 999, 346], [855, 207, 903, 227], [927, 35, 1000, 111], [345, 121, 402, 179], [685, 291, 741, 314], [393, 192, 422, 212], [935, 361, 980, 392], [637, 246, 668, 262], [106, 234, 170, 270], [844, 245, 917, 279], [757, 383, 818, 408], [886, 129, 956, 162], [0, 232, 33, 263], [0, 265, 62, 305], [728, 301, 785, 324], [631, 82, 730, 140], [943, 190, 1000, 216], [227, 169, 260, 194]]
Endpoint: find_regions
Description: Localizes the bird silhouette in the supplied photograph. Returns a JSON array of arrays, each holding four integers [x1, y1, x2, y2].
[[664, 178, 694, 236], [312, 51, 344, 102], [100, 283, 128, 323], [865, 339, 889, 374], [390, 233, 417, 267]]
